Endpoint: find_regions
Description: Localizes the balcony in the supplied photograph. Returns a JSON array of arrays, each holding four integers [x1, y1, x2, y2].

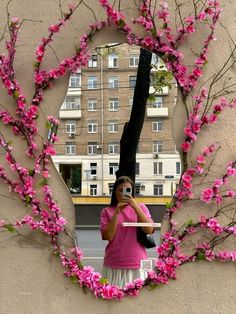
[[67, 87, 82, 96], [147, 107, 168, 118], [149, 86, 168, 95], [59, 109, 82, 119]]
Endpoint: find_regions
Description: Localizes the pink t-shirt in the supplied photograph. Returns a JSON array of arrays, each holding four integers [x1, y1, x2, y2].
[[100, 203, 152, 269]]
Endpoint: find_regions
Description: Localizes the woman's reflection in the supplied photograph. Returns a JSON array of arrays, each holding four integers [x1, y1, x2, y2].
[[100, 176, 154, 288]]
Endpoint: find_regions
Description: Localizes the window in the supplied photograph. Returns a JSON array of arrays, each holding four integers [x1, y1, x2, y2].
[[90, 184, 97, 196], [65, 96, 80, 110], [108, 53, 118, 68], [108, 76, 119, 88], [173, 96, 177, 106], [90, 163, 97, 176], [129, 97, 133, 109], [154, 184, 163, 196], [109, 163, 119, 175], [66, 121, 76, 134], [87, 142, 98, 155], [176, 162, 181, 175], [135, 163, 140, 175], [109, 183, 114, 195], [152, 120, 163, 132], [87, 120, 98, 133], [154, 162, 163, 175], [88, 76, 97, 89], [108, 121, 118, 133], [109, 142, 119, 154], [109, 98, 119, 111], [69, 73, 81, 88], [153, 141, 163, 153], [135, 184, 141, 195], [129, 55, 139, 67], [151, 53, 159, 67], [153, 96, 163, 108], [129, 76, 137, 88], [65, 142, 76, 155], [88, 54, 98, 68], [87, 98, 97, 111]]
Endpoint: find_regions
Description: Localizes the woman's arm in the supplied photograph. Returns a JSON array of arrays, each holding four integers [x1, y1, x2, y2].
[[122, 195, 154, 234], [102, 202, 126, 242]]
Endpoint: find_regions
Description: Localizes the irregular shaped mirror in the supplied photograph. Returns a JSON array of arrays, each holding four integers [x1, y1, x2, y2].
[[52, 43, 179, 288]]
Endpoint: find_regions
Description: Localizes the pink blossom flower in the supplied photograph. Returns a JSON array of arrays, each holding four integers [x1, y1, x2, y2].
[[205, 250, 215, 261], [11, 17, 20, 24], [68, 3, 76, 10], [186, 24, 195, 33], [197, 154, 206, 164], [181, 141, 191, 152], [201, 188, 214, 203], [48, 24, 60, 33], [227, 165, 236, 176], [213, 178, 224, 187], [44, 145, 56, 156], [142, 36, 154, 49], [198, 12, 207, 21], [192, 67, 202, 77], [182, 173, 192, 183], [207, 218, 223, 234], [199, 215, 208, 228], [185, 16, 194, 23]]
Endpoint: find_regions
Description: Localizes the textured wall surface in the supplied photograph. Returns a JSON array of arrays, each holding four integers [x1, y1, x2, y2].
[[0, 1, 235, 313]]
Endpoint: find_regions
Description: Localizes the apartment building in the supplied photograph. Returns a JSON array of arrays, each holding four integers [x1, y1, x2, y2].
[[52, 43, 181, 198]]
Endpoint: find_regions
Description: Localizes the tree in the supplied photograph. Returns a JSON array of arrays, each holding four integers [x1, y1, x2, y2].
[[116, 48, 152, 185]]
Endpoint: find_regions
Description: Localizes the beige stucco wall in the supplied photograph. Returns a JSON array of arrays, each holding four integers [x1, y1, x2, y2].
[[0, 1, 235, 313]]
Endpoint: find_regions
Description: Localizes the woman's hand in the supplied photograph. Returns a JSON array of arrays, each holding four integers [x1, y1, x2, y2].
[[114, 201, 127, 215], [120, 194, 137, 209]]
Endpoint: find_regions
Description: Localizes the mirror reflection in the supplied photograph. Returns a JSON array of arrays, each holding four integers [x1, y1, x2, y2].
[[52, 43, 180, 288]]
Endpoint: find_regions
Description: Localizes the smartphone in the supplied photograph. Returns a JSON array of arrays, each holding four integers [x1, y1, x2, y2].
[[122, 187, 132, 196]]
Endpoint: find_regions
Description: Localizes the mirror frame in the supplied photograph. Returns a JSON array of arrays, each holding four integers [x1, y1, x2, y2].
[[0, 0, 235, 300]]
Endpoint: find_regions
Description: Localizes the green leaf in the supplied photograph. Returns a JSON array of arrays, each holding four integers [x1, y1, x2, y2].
[[162, 23, 168, 29], [151, 28, 157, 38], [99, 277, 109, 284], [33, 61, 40, 69], [165, 202, 172, 209], [197, 252, 205, 260], [28, 170, 35, 177], [45, 121, 51, 129], [4, 224, 16, 233], [25, 195, 31, 204], [147, 283, 160, 290], [185, 219, 194, 227], [13, 90, 19, 99], [117, 19, 125, 28], [6, 140, 13, 146], [70, 275, 78, 283], [38, 179, 48, 187]]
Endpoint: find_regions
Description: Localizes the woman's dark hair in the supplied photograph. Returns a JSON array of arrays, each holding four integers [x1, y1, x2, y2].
[[110, 176, 134, 206]]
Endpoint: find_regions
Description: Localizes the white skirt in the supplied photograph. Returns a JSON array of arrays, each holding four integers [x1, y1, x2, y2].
[[102, 266, 142, 289]]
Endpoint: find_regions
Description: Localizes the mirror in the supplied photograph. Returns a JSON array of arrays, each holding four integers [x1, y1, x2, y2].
[[52, 43, 179, 288]]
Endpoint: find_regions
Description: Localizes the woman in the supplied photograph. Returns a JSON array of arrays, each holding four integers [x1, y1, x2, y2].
[[100, 176, 154, 288]]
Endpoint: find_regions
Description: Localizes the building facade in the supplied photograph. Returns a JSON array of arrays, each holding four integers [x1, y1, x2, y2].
[[52, 44, 181, 198]]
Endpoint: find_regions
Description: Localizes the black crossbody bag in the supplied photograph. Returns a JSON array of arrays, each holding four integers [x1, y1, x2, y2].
[[137, 227, 156, 249]]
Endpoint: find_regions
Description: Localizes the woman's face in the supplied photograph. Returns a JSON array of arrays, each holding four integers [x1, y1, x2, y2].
[[115, 182, 132, 203]]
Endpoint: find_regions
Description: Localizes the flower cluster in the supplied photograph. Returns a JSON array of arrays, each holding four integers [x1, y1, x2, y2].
[[201, 161, 236, 205], [101, 0, 221, 95], [181, 90, 234, 152]]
